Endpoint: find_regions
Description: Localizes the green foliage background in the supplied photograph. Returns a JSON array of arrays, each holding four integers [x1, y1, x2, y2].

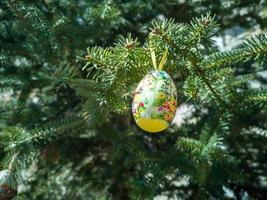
[[0, 0, 267, 199]]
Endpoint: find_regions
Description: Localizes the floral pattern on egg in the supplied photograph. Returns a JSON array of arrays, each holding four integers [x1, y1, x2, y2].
[[132, 70, 177, 132]]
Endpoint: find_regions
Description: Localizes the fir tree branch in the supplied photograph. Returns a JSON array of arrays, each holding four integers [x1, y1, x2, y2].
[[187, 52, 230, 108], [203, 34, 267, 69], [3, 115, 88, 151], [245, 89, 267, 102], [156, 29, 231, 109], [186, 12, 218, 47]]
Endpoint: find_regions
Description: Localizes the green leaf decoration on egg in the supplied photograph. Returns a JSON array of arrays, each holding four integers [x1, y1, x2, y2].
[[0, 170, 18, 200], [132, 70, 177, 132]]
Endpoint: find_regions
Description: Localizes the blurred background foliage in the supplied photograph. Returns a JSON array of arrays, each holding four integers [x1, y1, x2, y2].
[[0, 0, 267, 199]]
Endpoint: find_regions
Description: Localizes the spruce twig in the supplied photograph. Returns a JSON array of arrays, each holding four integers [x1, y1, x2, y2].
[[158, 32, 231, 110]]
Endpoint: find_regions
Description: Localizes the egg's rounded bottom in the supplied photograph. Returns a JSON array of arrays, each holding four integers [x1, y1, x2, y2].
[[136, 118, 168, 132]]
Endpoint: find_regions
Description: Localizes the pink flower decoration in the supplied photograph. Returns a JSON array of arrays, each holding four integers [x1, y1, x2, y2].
[[163, 106, 170, 111], [158, 107, 163, 111]]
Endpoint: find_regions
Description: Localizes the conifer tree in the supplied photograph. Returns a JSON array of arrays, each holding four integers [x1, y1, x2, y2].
[[0, 0, 267, 199]]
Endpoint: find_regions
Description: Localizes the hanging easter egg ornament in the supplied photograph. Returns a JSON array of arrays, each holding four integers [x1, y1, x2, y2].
[[0, 170, 17, 200], [132, 49, 177, 132]]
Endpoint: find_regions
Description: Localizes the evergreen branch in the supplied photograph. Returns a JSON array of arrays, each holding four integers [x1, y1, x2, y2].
[[245, 89, 267, 102], [157, 28, 231, 108], [52, 64, 81, 88], [53, 64, 80, 80], [6, 1, 48, 40], [225, 74, 256, 87], [188, 52, 231, 108], [186, 12, 218, 47], [200, 134, 224, 159], [2, 115, 87, 151], [69, 79, 104, 97], [248, 95, 267, 101], [150, 13, 218, 50], [203, 34, 267, 68], [151, 20, 241, 113], [149, 16, 228, 107], [80, 35, 151, 114], [177, 134, 226, 162], [0, 76, 24, 88], [85, 47, 111, 68], [176, 137, 202, 153], [83, 47, 112, 81]]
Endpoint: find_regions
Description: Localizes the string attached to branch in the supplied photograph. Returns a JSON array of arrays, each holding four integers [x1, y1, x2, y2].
[[158, 49, 168, 71], [150, 48, 157, 70], [8, 152, 19, 172], [150, 48, 168, 71]]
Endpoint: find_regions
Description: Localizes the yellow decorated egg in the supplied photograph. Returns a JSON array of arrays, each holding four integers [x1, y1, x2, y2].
[[132, 70, 177, 132]]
